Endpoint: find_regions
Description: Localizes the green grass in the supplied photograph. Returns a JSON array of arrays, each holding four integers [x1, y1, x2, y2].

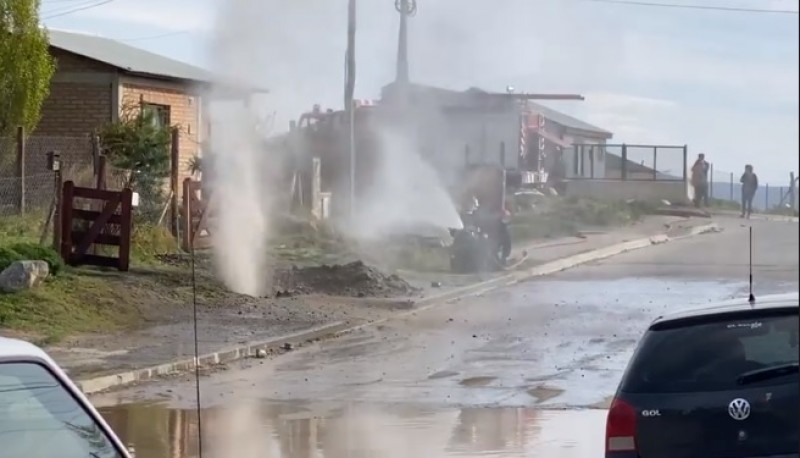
[[0, 269, 141, 343], [510, 197, 655, 242], [0, 212, 204, 343], [0, 210, 48, 245]]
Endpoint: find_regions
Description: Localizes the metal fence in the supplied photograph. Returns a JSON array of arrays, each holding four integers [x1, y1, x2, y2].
[[0, 134, 96, 216], [709, 165, 798, 213], [566, 143, 687, 181]]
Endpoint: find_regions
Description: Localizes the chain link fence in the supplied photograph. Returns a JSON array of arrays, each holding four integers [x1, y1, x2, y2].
[[0, 135, 96, 217], [709, 164, 798, 213], [0, 134, 170, 223]]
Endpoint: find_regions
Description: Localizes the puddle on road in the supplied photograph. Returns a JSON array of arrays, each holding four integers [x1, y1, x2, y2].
[[100, 402, 605, 458]]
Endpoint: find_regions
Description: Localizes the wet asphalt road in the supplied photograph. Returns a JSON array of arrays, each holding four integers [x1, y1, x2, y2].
[[94, 217, 798, 458]]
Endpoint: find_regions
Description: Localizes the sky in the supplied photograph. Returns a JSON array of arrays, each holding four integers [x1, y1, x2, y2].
[[40, 0, 799, 184]]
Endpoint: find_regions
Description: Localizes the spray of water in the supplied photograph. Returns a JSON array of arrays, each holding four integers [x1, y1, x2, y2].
[[205, 102, 270, 296], [350, 124, 463, 240]]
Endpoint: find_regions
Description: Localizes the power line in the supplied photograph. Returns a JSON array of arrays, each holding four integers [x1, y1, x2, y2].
[[587, 0, 799, 14], [41, 0, 116, 20]]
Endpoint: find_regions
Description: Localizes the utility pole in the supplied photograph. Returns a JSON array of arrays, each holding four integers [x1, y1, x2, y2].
[[345, 0, 357, 218], [395, 0, 416, 85]]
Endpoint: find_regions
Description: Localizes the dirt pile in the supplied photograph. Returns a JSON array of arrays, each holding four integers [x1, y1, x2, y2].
[[274, 261, 419, 298]]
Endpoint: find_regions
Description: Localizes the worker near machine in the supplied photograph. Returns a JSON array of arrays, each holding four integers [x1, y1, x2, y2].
[[691, 153, 710, 207], [740, 164, 759, 219]]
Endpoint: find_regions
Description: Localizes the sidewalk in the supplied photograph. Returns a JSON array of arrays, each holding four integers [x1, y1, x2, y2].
[[47, 215, 717, 394]]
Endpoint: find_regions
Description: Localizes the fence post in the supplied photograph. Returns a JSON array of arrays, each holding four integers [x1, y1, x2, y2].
[[709, 163, 714, 199], [791, 172, 797, 213], [621, 144, 628, 180], [765, 183, 769, 211], [90, 130, 101, 176], [170, 127, 180, 237], [682, 145, 688, 182], [729, 173, 734, 201], [16, 126, 25, 214], [59, 180, 73, 261], [652, 146, 657, 180], [96, 155, 107, 190]]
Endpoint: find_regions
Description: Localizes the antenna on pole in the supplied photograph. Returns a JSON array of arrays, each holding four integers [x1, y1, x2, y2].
[[748, 226, 755, 304], [394, 0, 417, 85]]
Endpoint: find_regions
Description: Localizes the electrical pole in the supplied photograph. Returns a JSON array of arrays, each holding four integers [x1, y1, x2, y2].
[[345, 0, 357, 218], [395, 0, 416, 85]]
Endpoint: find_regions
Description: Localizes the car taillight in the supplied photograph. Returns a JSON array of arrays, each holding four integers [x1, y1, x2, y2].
[[606, 397, 637, 453]]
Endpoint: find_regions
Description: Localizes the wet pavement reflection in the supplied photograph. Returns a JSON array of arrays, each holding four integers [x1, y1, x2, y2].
[[100, 402, 605, 458]]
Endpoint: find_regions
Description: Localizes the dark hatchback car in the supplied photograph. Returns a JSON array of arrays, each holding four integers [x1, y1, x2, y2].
[[606, 293, 799, 458]]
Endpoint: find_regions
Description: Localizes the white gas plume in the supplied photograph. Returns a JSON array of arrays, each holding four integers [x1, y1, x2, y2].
[[350, 125, 463, 239]]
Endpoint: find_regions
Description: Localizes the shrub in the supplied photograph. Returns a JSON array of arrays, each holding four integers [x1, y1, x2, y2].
[[0, 243, 63, 275]]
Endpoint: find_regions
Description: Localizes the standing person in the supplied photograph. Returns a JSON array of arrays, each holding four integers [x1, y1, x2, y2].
[[691, 153, 710, 207], [740, 164, 759, 219]]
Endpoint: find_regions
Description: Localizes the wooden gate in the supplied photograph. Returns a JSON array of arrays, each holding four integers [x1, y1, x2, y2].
[[60, 181, 133, 271], [182, 178, 213, 251]]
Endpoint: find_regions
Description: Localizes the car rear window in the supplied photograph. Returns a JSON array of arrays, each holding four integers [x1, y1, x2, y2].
[[621, 312, 799, 393]]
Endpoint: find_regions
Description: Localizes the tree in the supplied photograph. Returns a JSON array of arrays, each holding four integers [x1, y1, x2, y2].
[[0, 0, 55, 138], [99, 103, 172, 221]]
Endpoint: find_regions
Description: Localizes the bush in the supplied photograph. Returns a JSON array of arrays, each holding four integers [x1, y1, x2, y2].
[[131, 224, 179, 261], [0, 243, 63, 275]]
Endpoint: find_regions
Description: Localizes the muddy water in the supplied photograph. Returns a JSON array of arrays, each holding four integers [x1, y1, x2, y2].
[[100, 402, 605, 458]]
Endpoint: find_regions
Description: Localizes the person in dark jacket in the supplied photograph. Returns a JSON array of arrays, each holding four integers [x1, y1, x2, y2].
[[740, 164, 759, 219], [691, 153, 710, 207]]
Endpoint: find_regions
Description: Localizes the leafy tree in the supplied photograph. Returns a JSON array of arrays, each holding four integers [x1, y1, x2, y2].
[[0, 0, 55, 138], [99, 103, 172, 221]]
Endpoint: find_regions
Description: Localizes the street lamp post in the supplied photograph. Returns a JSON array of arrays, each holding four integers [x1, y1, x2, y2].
[[345, 0, 357, 218]]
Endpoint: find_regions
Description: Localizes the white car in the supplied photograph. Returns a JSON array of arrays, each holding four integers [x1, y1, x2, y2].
[[0, 336, 131, 458]]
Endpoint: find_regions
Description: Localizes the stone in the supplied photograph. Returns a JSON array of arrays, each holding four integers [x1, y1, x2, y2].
[[0, 260, 50, 293]]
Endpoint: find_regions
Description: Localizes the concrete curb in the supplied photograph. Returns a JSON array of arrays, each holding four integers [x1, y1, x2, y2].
[[77, 321, 350, 395], [333, 222, 720, 336], [78, 221, 720, 395]]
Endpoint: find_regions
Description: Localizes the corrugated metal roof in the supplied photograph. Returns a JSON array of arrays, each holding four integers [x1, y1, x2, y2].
[[48, 29, 213, 82], [529, 102, 612, 138], [382, 82, 611, 137]]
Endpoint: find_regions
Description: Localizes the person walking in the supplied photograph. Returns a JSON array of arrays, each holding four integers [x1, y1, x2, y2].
[[691, 153, 710, 207], [740, 164, 759, 219]]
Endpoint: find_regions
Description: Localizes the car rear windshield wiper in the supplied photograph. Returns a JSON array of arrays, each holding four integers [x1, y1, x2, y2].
[[737, 363, 799, 385]]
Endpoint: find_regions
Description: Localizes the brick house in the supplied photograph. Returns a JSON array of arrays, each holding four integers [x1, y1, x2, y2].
[[33, 30, 233, 190]]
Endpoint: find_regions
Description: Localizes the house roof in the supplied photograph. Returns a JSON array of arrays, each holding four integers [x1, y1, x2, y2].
[[381, 82, 611, 138], [605, 153, 677, 179], [528, 102, 612, 138], [48, 29, 213, 83]]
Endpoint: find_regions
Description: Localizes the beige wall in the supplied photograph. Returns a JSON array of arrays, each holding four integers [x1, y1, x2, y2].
[[119, 77, 202, 189], [565, 179, 691, 204]]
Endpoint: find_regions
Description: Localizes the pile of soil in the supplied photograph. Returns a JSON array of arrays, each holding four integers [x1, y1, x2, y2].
[[274, 261, 419, 298]]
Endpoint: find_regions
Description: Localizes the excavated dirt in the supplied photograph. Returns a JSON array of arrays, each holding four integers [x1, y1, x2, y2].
[[274, 261, 419, 298]]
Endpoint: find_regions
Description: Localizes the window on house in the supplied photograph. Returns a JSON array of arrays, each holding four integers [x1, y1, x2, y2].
[[141, 103, 170, 129]]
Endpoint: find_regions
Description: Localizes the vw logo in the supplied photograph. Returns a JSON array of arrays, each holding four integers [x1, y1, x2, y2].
[[728, 398, 751, 421]]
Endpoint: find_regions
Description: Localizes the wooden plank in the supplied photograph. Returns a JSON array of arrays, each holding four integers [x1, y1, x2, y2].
[[118, 188, 133, 272], [72, 209, 124, 224], [71, 232, 121, 246], [60, 181, 75, 263], [73, 186, 123, 201], [182, 178, 192, 252], [73, 194, 121, 259], [77, 254, 121, 269]]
